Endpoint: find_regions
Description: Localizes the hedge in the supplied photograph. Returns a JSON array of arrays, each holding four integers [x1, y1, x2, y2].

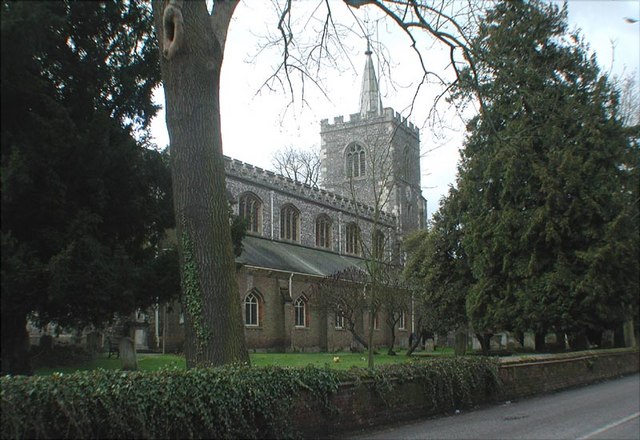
[[1, 357, 501, 439]]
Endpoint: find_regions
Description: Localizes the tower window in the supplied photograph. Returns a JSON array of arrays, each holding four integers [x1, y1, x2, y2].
[[403, 145, 412, 181], [315, 215, 332, 249], [280, 204, 300, 242], [239, 192, 262, 234], [346, 144, 366, 178], [372, 229, 385, 260], [345, 223, 361, 256]]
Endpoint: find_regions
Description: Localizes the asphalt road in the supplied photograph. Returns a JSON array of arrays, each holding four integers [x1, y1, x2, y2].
[[348, 373, 640, 440]]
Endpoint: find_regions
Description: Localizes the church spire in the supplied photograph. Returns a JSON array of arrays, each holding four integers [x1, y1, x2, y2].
[[359, 40, 383, 118]]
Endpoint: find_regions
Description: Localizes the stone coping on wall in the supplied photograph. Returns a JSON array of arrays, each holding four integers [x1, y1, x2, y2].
[[498, 347, 637, 365]]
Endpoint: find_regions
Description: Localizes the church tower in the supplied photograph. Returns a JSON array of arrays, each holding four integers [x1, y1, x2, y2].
[[320, 47, 426, 236]]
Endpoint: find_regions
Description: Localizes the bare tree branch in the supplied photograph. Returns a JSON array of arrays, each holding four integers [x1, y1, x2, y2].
[[272, 145, 321, 187]]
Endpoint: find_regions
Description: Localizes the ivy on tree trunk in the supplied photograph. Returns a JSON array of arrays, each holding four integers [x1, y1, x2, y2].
[[152, 0, 248, 367]]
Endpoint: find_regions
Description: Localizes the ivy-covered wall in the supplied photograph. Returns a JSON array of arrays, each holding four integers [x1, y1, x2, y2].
[[1, 358, 499, 439], [3, 350, 636, 439]]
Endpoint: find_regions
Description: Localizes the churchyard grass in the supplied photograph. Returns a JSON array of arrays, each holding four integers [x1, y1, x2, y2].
[[33, 353, 186, 375], [33, 347, 453, 375]]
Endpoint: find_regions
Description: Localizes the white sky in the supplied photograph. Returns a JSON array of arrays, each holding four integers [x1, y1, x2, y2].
[[150, 1, 640, 220]]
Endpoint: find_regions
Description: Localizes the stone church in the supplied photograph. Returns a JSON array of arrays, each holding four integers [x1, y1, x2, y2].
[[157, 48, 427, 353]]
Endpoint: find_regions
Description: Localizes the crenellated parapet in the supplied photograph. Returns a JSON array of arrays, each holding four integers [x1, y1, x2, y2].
[[320, 107, 419, 137], [224, 156, 396, 226]]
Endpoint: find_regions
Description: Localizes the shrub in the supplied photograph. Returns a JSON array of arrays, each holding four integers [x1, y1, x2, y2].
[[1, 365, 341, 439], [29, 344, 93, 370], [1, 358, 501, 439]]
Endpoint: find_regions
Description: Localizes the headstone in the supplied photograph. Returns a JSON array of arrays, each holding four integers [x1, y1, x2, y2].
[[86, 332, 102, 353], [119, 337, 137, 371], [134, 327, 148, 350], [425, 339, 435, 352], [454, 330, 467, 355], [523, 333, 536, 350], [601, 330, 614, 348], [506, 333, 523, 350], [472, 334, 482, 351], [623, 320, 637, 348], [490, 335, 501, 351]]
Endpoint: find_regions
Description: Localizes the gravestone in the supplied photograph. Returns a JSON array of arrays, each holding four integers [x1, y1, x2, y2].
[[523, 333, 536, 350], [601, 330, 614, 348], [454, 330, 467, 355], [119, 337, 137, 371], [424, 339, 435, 352], [86, 332, 102, 353]]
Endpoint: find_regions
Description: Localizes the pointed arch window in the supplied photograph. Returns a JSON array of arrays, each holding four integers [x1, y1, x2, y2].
[[402, 145, 412, 181], [280, 204, 300, 242], [239, 192, 263, 234], [345, 223, 361, 256], [398, 311, 406, 330], [294, 296, 308, 327], [315, 214, 332, 249], [346, 144, 366, 178], [244, 291, 262, 327], [335, 303, 345, 329]]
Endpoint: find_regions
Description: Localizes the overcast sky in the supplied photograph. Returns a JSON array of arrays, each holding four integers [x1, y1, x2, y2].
[[150, 1, 640, 220]]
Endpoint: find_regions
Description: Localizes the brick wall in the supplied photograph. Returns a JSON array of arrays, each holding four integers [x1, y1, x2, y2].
[[498, 349, 640, 400], [293, 349, 640, 438]]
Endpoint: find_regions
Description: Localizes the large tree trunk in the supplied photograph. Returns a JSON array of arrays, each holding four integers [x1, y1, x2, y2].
[[347, 319, 368, 350], [0, 311, 32, 375], [153, 0, 248, 368], [534, 332, 546, 352], [387, 320, 396, 355], [367, 311, 375, 369], [475, 332, 491, 356]]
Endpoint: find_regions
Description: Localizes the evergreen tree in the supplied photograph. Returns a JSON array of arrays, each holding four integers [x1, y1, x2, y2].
[[454, 0, 639, 347], [1, 1, 174, 374], [405, 189, 473, 336]]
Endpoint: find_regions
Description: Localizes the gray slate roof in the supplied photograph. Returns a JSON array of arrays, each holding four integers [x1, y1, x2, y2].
[[237, 235, 365, 277]]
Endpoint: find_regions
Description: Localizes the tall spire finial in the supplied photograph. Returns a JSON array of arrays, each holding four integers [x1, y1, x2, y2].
[[359, 40, 383, 118]]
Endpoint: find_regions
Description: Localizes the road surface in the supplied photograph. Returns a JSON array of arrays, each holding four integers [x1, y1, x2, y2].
[[348, 373, 639, 439]]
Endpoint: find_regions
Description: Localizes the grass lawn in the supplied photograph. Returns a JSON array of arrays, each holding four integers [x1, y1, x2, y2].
[[33, 348, 453, 375], [33, 353, 186, 376], [251, 348, 452, 369]]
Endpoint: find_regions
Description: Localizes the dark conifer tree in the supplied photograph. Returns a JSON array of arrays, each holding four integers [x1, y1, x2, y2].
[[453, 0, 638, 347], [1, 1, 175, 374]]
